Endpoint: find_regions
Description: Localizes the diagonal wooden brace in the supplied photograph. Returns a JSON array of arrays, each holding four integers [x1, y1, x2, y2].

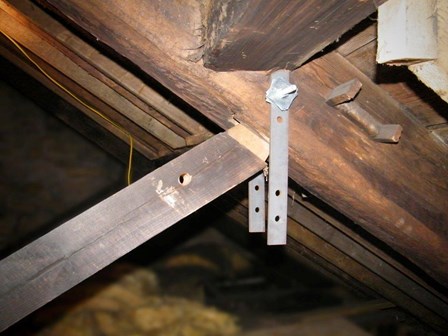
[[0, 125, 268, 331]]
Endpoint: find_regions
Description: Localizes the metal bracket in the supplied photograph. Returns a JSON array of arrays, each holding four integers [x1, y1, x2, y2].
[[247, 70, 297, 244], [326, 79, 402, 143], [248, 173, 266, 233], [266, 70, 297, 245]]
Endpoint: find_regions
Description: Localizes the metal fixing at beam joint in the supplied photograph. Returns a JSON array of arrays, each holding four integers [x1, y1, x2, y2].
[[247, 70, 297, 244], [266, 70, 298, 245]]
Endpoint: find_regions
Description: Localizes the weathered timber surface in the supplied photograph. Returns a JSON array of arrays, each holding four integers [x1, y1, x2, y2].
[[203, 0, 386, 71], [36, 0, 448, 285], [9, 0, 213, 141], [0, 128, 266, 331], [0, 56, 161, 174], [0, 2, 188, 150], [0, 41, 170, 160]]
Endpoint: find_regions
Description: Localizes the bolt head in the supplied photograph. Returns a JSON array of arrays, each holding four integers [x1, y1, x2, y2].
[[266, 76, 298, 111]]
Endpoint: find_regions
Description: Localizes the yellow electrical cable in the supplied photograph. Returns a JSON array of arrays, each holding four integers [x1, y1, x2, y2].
[[1, 30, 133, 185]]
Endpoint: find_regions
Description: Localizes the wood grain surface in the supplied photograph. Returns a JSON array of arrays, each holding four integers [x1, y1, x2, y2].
[[0, 128, 266, 331], [34, 0, 448, 286], [204, 0, 386, 70]]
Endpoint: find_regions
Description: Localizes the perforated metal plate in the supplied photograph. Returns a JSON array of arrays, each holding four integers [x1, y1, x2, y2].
[[266, 70, 297, 245], [248, 173, 266, 232]]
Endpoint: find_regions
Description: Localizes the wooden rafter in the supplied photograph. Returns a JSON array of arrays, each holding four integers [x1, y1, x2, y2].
[[8, 0, 213, 145], [0, 1, 215, 158], [0, 125, 268, 331], [0, 40, 169, 159]]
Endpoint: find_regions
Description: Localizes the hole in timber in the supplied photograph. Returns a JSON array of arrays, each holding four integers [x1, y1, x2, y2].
[[255, 185, 259, 191], [275, 190, 281, 196], [275, 215, 280, 222], [277, 116, 283, 123], [255, 207, 260, 213], [178, 173, 192, 186]]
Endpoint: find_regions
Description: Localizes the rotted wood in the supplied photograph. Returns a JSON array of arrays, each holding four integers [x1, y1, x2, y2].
[[203, 0, 386, 71], [0, 125, 268, 331], [36, 0, 448, 286]]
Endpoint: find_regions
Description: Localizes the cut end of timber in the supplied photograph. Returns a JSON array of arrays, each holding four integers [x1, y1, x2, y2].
[[228, 124, 269, 162], [377, 0, 438, 65]]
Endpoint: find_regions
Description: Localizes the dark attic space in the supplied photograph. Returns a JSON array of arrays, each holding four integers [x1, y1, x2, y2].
[[1, 0, 448, 335], [0, 77, 439, 336]]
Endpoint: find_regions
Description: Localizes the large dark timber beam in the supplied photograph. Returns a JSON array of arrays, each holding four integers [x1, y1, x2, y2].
[[0, 126, 268, 331], [203, 0, 387, 71], [35, 0, 448, 285]]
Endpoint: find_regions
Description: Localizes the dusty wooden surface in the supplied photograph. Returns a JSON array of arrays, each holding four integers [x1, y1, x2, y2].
[[34, 0, 448, 285], [203, 0, 386, 71], [0, 128, 266, 331]]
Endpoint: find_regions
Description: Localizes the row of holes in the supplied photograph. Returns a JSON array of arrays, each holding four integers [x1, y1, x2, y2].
[[253, 184, 281, 222], [274, 110, 285, 221]]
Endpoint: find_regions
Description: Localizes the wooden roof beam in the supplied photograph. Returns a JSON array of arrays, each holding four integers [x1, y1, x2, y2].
[[35, 0, 448, 286], [203, 0, 387, 71], [9, 0, 213, 142], [0, 125, 268, 331], [0, 2, 191, 150]]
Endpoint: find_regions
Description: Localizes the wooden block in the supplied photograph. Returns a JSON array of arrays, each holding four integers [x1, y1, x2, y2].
[[326, 79, 363, 106], [408, 0, 448, 103]]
